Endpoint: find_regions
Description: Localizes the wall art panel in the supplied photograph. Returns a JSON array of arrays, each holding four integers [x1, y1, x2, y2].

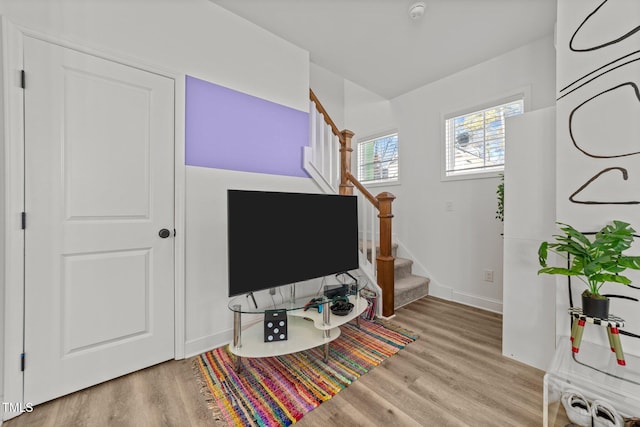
[[557, 0, 640, 355]]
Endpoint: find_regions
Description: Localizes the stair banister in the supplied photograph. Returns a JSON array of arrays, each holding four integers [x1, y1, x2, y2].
[[344, 171, 379, 208], [309, 89, 344, 143], [339, 130, 355, 196], [308, 89, 396, 318], [376, 192, 396, 317]]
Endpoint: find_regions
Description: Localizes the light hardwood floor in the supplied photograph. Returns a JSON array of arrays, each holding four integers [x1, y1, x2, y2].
[[5, 297, 547, 426]]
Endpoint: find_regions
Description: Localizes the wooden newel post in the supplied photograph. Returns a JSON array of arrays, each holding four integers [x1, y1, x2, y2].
[[339, 130, 355, 195], [376, 192, 396, 318]]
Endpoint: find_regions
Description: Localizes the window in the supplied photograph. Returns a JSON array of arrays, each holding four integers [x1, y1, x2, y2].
[[357, 132, 398, 184], [444, 96, 524, 177]]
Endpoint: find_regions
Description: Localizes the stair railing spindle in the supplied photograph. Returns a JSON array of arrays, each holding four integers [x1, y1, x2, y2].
[[324, 122, 331, 180], [310, 100, 318, 165]]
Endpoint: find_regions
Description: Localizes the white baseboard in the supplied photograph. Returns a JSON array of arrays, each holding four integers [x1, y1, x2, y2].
[[427, 281, 454, 300], [378, 314, 396, 321], [412, 276, 503, 313], [184, 330, 232, 359], [428, 279, 503, 313], [451, 290, 503, 314], [184, 316, 266, 358], [394, 237, 503, 314]]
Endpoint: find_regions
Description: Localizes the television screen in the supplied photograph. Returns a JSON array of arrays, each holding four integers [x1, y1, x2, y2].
[[227, 190, 359, 297]]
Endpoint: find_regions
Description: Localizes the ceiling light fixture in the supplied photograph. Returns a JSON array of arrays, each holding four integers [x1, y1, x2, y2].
[[408, 2, 426, 20]]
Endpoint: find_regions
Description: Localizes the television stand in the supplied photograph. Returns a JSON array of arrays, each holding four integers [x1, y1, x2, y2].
[[227, 285, 369, 372]]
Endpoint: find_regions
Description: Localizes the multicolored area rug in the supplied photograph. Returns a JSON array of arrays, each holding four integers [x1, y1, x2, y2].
[[195, 319, 417, 427]]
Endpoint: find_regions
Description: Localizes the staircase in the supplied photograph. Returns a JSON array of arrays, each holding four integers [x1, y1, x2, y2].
[[363, 242, 430, 309], [305, 89, 430, 316]]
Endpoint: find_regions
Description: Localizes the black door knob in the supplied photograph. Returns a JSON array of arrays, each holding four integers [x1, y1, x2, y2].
[[158, 228, 171, 238]]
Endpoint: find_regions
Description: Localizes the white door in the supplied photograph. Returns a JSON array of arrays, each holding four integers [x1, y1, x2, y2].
[[23, 37, 175, 405]]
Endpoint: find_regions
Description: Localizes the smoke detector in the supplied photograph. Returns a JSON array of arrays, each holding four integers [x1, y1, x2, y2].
[[408, 2, 426, 20]]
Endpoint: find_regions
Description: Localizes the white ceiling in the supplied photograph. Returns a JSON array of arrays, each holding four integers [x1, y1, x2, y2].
[[210, 0, 557, 99]]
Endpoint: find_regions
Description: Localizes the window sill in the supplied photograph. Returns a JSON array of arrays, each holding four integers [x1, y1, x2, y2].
[[361, 179, 401, 189], [441, 170, 502, 182]]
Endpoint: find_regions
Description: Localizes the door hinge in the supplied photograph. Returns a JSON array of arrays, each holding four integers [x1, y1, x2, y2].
[[20, 353, 25, 371], [173, 229, 176, 237], [20, 70, 25, 89], [21, 212, 26, 230]]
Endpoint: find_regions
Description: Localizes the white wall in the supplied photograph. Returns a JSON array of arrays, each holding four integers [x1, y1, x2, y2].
[[0, 0, 312, 394], [385, 35, 556, 312], [502, 107, 556, 370], [310, 63, 345, 131], [345, 80, 395, 140], [0, 0, 308, 112]]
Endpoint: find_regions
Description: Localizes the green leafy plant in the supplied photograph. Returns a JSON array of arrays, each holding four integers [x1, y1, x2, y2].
[[496, 173, 504, 222], [538, 220, 640, 297]]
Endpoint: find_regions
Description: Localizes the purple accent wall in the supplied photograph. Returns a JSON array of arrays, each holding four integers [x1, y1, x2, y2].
[[185, 76, 309, 177]]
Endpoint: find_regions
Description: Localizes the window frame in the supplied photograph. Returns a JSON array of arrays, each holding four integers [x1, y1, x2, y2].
[[356, 130, 400, 187], [440, 88, 530, 182]]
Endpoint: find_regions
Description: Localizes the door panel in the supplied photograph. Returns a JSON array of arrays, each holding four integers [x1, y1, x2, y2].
[[63, 249, 150, 354], [24, 37, 175, 405], [65, 69, 152, 219]]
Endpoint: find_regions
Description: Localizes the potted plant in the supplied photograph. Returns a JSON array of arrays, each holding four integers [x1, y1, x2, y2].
[[495, 173, 504, 222], [538, 220, 640, 319]]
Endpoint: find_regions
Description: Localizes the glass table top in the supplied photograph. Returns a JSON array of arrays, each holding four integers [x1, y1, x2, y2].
[[228, 275, 369, 314]]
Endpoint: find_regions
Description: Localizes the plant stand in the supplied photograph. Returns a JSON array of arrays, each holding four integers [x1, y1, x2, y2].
[[543, 337, 640, 426], [569, 307, 626, 366]]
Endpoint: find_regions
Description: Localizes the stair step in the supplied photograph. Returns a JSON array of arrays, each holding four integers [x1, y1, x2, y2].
[[359, 241, 398, 258], [394, 274, 430, 309], [394, 257, 413, 280], [358, 241, 428, 310]]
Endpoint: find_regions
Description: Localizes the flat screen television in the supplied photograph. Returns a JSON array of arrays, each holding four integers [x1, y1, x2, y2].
[[227, 190, 359, 297]]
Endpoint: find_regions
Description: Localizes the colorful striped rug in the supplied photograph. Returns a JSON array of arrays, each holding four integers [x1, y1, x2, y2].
[[195, 319, 416, 426]]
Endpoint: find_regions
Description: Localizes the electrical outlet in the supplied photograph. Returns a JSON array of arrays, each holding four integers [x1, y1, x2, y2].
[[483, 269, 494, 282], [269, 288, 276, 295]]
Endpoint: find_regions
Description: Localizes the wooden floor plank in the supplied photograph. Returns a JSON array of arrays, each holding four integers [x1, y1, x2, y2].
[[5, 296, 546, 426]]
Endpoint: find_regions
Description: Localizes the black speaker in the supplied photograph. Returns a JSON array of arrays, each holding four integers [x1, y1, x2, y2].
[[264, 309, 288, 342], [324, 284, 349, 299]]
